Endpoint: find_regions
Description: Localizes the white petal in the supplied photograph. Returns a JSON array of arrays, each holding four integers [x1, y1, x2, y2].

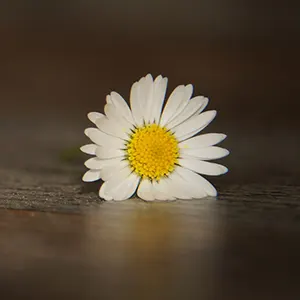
[[104, 103, 134, 138], [179, 133, 227, 148], [87, 157, 124, 170], [110, 92, 135, 124], [88, 112, 104, 124], [159, 85, 186, 127], [104, 103, 134, 131], [153, 175, 194, 200], [98, 157, 124, 168], [84, 127, 101, 141], [110, 173, 140, 201], [100, 160, 129, 181], [82, 170, 101, 182], [193, 97, 209, 115], [130, 75, 153, 126], [96, 146, 124, 159], [80, 144, 97, 155], [104, 103, 117, 120], [162, 170, 207, 199], [180, 146, 230, 160], [175, 166, 217, 197], [143, 74, 155, 123], [88, 128, 125, 148], [178, 158, 228, 176], [175, 178, 207, 199], [85, 157, 102, 169], [164, 84, 194, 126], [166, 96, 207, 129], [153, 178, 173, 199], [99, 182, 113, 201], [151, 76, 168, 124], [137, 178, 155, 201], [173, 110, 217, 141], [167, 172, 196, 199], [152, 180, 175, 201], [130, 81, 143, 126], [84, 127, 96, 138], [96, 117, 131, 140], [106, 95, 112, 104], [100, 166, 132, 199]]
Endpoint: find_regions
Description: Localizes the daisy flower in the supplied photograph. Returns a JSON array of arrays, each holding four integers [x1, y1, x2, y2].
[[81, 74, 229, 201]]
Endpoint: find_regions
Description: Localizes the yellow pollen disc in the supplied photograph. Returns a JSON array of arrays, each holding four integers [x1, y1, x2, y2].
[[126, 124, 179, 180]]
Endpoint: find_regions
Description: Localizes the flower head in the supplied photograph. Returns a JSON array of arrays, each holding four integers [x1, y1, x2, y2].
[[81, 74, 229, 201]]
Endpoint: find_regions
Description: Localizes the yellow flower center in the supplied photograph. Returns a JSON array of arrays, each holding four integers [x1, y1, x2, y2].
[[126, 124, 179, 180]]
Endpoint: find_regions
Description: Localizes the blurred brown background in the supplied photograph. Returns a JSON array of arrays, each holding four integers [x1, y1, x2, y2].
[[0, 0, 299, 182], [0, 2, 300, 300]]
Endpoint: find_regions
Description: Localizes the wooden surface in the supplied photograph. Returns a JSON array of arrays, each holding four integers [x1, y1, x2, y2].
[[1, 202, 300, 300], [1, 114, 299, 300]]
